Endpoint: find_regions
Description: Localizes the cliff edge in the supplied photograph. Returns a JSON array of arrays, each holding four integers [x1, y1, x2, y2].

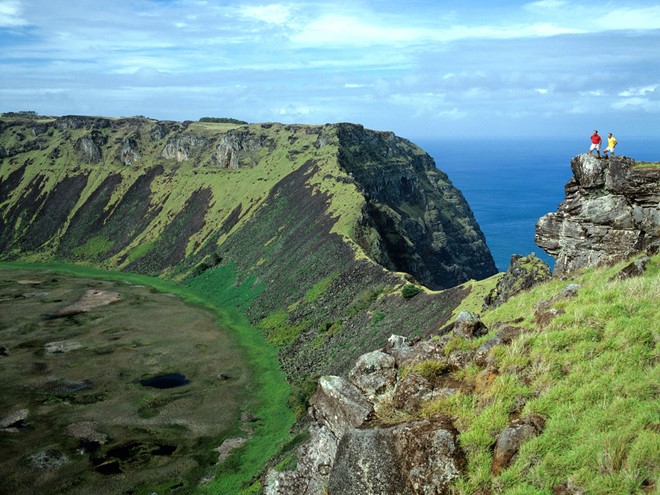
[[535, 154, 659, 275]]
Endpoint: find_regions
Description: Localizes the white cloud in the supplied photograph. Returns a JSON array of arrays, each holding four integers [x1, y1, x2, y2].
[[619, 84, 658, 97], [596, 7, 660, 30], [238, 4, 295, 26], [0, 0, 27, 27], [291, 14, 421, 46], [523, 0, 568, 11]]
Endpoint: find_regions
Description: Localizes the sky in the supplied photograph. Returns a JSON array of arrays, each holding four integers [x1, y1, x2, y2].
[[1, 0, 659, 139]]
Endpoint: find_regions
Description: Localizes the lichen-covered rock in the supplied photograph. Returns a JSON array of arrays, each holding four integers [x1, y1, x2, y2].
[[328, 419, 464, 495], [536, 154, 660, 275], [309, 375, 374, 439], [348, 350, 397, 400], [263, 424, 338, 495], [392, 373, 438, 412], [484, 254, 551, 309]]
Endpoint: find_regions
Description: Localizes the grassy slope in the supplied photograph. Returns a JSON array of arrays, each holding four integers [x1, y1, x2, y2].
[[0, 261, 294, 495], [406, 255, 659, 494], [0, 120, 355, 271]]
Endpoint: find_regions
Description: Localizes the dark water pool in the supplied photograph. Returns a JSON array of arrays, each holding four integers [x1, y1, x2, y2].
[[139, 373, 190, 389]]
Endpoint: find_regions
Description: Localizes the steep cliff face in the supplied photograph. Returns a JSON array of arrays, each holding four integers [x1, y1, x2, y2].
[[0, 114, 495, 379], [336, 124, 496, 289], [536, 154, 659, 275]]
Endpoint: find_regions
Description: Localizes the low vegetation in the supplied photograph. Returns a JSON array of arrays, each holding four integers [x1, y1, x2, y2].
[[401, 254, 660, 494]]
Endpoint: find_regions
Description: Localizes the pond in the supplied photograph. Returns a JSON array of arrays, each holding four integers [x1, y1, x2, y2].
[[139, 373, 190, 389]]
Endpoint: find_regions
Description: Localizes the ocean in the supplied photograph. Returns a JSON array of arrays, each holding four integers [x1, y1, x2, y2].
[[415, 138, 659, 272]]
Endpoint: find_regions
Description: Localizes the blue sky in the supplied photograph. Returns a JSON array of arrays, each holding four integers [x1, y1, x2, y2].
[[1, 0, 659, 139]]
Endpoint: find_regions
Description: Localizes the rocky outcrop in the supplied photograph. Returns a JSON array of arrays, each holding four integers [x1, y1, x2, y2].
[[75, 130, 107, 163], [484, 254, 552, 309], [536, 155, 660, 275], [119, 136, 141, 165], [328, 419, 463, 495], [213, 128, 273, 168], [265, 368, 464, 495], [161, 133, 210, 161]]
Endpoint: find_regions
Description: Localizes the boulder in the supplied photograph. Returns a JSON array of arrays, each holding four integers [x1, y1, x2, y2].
[[385, 334, 415, 363], [309, 375, 374, 439], [328, 419, 464, 495], [348, 350, 398, 400], [453, 311, 488, 339], [1, 408, 29, 430], [392, 373, 438, 413], [263, 424, 338, 495]]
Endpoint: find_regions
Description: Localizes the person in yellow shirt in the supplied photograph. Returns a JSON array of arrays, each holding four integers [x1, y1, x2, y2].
[[603, 133, 618, 157]]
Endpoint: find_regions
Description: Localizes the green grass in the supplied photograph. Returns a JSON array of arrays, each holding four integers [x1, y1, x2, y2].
[[0, 261, 295, 495], [418, 255, 660, 494], [71, 235, 113, 257], [304, 272, 338, 303]]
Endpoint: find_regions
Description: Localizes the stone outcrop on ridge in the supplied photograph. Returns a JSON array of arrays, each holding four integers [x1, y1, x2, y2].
[[535, 154, 659, 275]]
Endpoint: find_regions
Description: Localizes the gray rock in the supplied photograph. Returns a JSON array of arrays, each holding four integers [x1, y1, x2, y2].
[[536, 154, 660, 275], [328, 419, 463, 495], [385, 334, 415, 363], [161, 133, 210, 161], [309, 376, 374, 439], [213, 128, 271, 168], [119, 136, 141, 165], [27, 449, 69, 470], [393, 373, 432, 412], [453, 311, 488, 339], [1, 408, 29, 429], [348, 350, 397, 400], [75, 130, 107, 163], [263, 424, 338, 495]]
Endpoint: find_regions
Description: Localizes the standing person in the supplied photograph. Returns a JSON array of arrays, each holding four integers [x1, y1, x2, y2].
[[603, 132, 618, 157], [588, 130, 602, 157]]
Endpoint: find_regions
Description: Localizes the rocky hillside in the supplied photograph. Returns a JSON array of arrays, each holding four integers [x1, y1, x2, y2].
[[0, 114, 496, 380], [536, 154, 660, 275], [266, 252, 659, 495], [263, 154, 659, 495]]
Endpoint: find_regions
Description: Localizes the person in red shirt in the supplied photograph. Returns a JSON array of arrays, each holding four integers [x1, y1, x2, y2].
[[588, 130, 602, 157]]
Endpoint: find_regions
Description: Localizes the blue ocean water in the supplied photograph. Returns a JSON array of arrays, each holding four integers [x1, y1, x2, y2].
[[415, 138, 659, 272]]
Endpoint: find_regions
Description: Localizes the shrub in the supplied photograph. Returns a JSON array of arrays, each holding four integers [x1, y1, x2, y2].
[[402, 284, 422, 299]]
